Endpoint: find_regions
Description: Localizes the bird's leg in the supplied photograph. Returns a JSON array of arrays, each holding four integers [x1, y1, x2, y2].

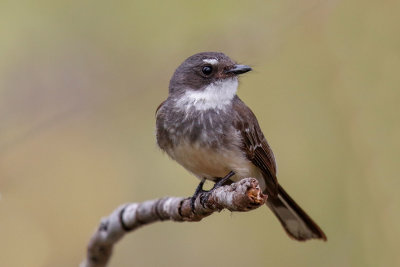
[[212, 171, 235, 189], [191, 178, 206, 212], [200, 171, 235, 207]]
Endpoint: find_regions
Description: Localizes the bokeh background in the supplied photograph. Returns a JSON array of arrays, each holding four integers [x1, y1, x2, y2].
[[1, 0, 399, 266]]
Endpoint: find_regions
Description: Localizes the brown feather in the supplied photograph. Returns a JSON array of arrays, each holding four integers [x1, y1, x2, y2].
[[233, 96, 278, 197]]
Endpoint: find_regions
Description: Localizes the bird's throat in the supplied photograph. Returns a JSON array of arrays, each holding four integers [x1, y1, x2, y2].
[[174, 78, 238, 111]]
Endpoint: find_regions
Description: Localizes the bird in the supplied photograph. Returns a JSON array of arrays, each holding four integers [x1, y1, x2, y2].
[[155, 52, 327, 241]]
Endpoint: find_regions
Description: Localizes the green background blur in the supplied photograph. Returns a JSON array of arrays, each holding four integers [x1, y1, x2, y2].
[[1, 0, 399, 266]]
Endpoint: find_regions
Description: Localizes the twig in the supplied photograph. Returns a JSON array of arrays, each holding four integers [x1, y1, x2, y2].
[[80, 178, 267, 267]]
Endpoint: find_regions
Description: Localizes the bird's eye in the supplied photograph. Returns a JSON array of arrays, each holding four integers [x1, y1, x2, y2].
[[202, 65, 213, 75]]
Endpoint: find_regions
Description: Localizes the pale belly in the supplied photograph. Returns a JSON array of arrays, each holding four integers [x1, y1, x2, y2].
[[166, 140, 266, 189]]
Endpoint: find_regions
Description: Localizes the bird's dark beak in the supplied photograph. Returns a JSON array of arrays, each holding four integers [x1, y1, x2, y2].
[[224, 64, 252, 75]]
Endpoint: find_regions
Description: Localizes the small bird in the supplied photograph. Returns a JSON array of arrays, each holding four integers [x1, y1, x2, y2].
[[156, 52, 326, 241]]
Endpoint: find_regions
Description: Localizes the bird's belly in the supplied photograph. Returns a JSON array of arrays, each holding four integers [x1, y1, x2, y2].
[[166, 141, 264, 185]]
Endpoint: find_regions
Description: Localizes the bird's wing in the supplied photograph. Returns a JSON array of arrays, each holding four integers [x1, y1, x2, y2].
[[233, 96, 278, 196]]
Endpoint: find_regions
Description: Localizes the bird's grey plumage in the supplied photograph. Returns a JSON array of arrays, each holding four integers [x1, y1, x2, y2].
[[156, 52, 326, 241]]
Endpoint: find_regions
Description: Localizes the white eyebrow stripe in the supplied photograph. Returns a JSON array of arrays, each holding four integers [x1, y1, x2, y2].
[[202, 58, 218, 65]]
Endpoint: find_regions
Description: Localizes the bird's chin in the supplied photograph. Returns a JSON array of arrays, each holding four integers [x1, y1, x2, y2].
[[215, 73, 239, 81]]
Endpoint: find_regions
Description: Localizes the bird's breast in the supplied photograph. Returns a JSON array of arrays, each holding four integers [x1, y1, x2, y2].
[[157, 105, 232, 149], [165, 139, 260, 182], [156, 102, 265, 186]]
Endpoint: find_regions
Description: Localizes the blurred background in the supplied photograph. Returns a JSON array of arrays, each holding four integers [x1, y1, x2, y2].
[[1, 0, 399, 266]]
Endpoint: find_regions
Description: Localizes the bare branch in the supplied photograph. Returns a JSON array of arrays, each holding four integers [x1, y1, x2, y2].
[[80, 178, 267, 267]]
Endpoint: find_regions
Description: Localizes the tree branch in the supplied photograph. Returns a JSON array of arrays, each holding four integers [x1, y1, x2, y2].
[[80, 178, 267, 267]]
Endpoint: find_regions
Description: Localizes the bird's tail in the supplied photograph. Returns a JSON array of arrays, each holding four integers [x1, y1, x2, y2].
[[266, 184, 327, 241]]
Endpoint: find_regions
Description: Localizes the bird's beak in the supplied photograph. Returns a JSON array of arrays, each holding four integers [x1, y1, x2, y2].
[[224, 64, 252, 75]]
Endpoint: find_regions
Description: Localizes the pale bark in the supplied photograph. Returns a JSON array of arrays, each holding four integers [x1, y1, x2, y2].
[[80, 178, 267, 267]]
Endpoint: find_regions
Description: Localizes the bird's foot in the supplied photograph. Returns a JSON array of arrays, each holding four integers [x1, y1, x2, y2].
[[199, 171, 235, 208], [190, 178, 206, 212]]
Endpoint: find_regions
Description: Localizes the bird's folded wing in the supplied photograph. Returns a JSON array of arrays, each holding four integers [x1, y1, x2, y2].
[[233, 97, 278, 196]]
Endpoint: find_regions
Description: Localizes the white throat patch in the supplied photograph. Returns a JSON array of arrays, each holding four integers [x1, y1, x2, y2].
[[175, 78, 238, 111]]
